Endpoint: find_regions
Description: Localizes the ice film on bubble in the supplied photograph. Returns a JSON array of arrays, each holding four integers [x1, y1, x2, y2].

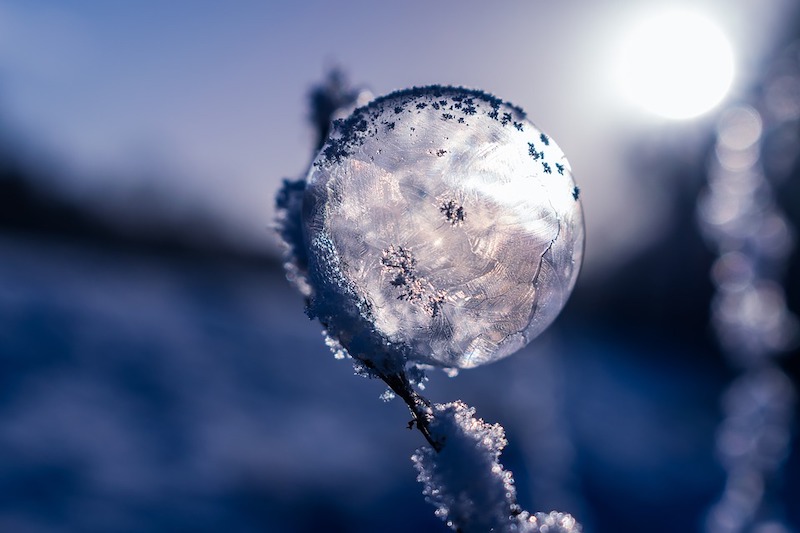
[[279, 86, 584, 371]]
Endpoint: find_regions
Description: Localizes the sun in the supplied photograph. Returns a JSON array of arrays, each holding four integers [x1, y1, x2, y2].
[[616, 9, 735, 120]]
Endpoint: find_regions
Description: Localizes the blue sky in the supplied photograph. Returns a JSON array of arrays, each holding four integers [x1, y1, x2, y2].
[[0, 0, 792, 272]]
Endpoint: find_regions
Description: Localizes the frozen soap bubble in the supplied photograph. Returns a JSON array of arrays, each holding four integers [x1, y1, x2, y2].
[[299, 86, 584, 370]]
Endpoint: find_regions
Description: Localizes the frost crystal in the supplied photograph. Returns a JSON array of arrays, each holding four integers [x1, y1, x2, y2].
[[301, 86, 584, 370], [412, 401, 516, 532], [514, 511, 582, 533], [412, 401, 581, 533], [275, 178, 311, 298]]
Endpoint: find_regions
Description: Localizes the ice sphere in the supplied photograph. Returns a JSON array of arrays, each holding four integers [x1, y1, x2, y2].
[[301, 86, 584, 370]]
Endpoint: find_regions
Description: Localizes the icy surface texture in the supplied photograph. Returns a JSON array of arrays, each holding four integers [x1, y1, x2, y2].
[[516, 511, 582, 533], [276, 178, 312, 298], [302, 86, 584, 369], [411, 401, 581, 533], [412, 401, 516, 532]]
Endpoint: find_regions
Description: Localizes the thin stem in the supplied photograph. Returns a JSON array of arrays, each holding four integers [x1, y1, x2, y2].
[[379, 370, 443, 452]]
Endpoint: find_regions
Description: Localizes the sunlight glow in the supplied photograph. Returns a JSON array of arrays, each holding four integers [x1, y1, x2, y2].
[[617, 9, 735, 120]]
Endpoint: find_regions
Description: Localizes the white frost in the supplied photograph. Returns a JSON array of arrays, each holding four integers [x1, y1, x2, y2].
[[412, 401, 515, 532], [412, 401, 581, 533]]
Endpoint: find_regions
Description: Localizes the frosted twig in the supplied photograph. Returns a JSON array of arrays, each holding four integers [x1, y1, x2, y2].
[[376, 368, 442, 452], [277, 72, 584, 533]]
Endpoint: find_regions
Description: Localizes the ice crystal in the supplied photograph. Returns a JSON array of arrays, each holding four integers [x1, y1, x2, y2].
[[411, 401, 515, 532], [412, 401, 581, 533], [322, 330, 348, 360], [379, 388, 397, 402], [275, 178, 311, 298], [514, 511, 582, 533], [299, 86, 584, 370]]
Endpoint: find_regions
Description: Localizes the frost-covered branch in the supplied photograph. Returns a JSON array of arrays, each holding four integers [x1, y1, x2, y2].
[[276, 72, 584, 532], [377, 366, 581, 532], [411, 400, 581, 533]]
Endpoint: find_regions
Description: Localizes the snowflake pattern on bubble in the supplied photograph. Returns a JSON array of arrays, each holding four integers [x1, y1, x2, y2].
[[302, 86, 584, 369]]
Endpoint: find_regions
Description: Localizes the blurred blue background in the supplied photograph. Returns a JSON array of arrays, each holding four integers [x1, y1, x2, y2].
[[0, 1, 798, 531]]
